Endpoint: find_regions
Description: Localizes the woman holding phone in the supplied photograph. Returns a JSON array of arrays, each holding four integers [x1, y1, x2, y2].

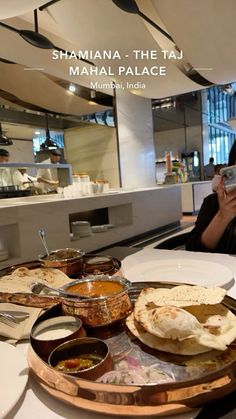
[[186, 142, 236, 254]]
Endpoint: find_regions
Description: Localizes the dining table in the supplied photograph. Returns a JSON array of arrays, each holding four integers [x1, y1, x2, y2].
[[2, 245, 236, 419]]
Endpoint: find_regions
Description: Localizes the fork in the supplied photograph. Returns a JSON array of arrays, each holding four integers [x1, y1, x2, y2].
[[0, 313, 18, 327], [0, 312, 29, 324]]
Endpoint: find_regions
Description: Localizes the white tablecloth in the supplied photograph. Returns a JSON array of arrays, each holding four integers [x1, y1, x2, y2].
[[4, 248, 236, 419]]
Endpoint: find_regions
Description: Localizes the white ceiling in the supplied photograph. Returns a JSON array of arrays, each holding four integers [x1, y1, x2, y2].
[[0, 0, 45, 20], [0, 62, 109, 116], [0, 0, 235, 111], [1, 123, 43, 140]]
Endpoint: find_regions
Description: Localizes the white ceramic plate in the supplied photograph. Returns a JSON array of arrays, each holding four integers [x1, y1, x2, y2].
[[0, 341, 28, 418], [126, 258, 233, 288]]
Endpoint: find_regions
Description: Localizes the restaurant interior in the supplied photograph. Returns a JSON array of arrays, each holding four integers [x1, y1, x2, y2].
[[1, 1, 236, 419]]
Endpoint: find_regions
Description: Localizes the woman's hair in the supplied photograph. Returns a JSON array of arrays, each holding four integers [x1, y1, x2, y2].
[[228, 141, 236, 166], [214, 164, 224, 174]]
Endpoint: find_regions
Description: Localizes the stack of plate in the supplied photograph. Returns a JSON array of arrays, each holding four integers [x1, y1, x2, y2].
[[0, 248, 9, 261], [71, 221, 91, 238]]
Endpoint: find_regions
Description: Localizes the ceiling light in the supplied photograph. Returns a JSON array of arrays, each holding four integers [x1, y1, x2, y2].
[[90, 90, 96, 99], [34, 131, 40, 135], [68, 84, 76, 93], [222, 84, 235, 95]]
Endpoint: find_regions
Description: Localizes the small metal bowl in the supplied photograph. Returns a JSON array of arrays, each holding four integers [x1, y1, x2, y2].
[[39, 248, 84, 275], [30, 315, 86, 362], [48, 337, 113, 380], [83, 255, 116, 276], [61, 275, 132, 327]]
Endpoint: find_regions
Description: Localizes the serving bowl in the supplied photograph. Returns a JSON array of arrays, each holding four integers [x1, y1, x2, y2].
[[61, 276, 132, 327], [30, 315, 86, 362], [39, 248, 84, 275], [83, 255, 117, 276], [48, 337, 113, 379]]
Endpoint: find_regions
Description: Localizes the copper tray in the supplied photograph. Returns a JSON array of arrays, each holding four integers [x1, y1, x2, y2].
[[28, 282, 236, 417]]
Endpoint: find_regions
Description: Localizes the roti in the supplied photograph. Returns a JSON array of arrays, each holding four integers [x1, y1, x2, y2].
[[134, 286, 226, 320], [126, 313, 211, 356], [185, 304, 236, 351], [0, 267, 71, 293], [137, 305, 204, 341]]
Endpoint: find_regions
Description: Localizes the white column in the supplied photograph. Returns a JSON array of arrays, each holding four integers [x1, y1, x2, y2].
[[115, 89, 156, 188]]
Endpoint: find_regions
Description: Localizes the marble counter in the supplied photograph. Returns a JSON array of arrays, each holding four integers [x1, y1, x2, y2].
[[0, 186, 182, 266]]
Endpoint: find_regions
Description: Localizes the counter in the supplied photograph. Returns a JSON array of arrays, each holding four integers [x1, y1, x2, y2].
[[0, 186, 182, 267], [181, 181, 212, 213]]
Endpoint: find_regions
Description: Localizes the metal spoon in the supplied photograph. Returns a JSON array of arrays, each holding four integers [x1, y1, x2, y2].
[[38, 228, 50, 256], [31, 282, 89, 299]]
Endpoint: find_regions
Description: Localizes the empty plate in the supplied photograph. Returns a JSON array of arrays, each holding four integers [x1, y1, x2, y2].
[[125, 258, 233, 288], [0, 341, 28, 418]]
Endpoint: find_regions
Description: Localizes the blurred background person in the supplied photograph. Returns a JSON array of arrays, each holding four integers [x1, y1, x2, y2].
[[37, 149, 62, 193], [204, 157, 215, 180], [0, 148, 12, 187], [12, 167, 37, 189]]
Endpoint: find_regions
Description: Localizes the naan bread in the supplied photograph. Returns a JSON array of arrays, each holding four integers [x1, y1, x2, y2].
[[126, 313, 211, 355], [134, 286, 226, 317], [185, 304, 236, 351], [128, 285, 235, 355], [0, 267, 71, 293], [137, 305, 204, 341], [136, 302, 236, 352]]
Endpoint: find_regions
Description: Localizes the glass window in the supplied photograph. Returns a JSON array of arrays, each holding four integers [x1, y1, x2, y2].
[[32, 131, 64, 154], [207, 86, 236, 163]]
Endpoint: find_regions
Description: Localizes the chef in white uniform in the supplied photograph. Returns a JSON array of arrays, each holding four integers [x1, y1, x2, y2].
[[37, 149, 62, 193], [0, 149, 12, 187], [12, 167, 37, 189]]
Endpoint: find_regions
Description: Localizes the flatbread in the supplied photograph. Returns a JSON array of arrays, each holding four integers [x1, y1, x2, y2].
[[185, 304, 236, 351], [126, 313, 211, 356], [0, 267, 71, 293], [135, 302, 236, 352], [137, 305, 203, 341], [134, 286, 226, 318]]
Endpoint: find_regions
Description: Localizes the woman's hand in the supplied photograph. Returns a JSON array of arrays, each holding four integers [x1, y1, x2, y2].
[[217, 180, 236, 223]]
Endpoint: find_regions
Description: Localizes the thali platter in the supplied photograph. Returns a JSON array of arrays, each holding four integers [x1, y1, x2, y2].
[[125, 258, 233, 288], [28, 282, 236, 417]]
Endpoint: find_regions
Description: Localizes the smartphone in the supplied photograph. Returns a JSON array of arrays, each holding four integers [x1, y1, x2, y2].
[[220, 165, 236, 192]]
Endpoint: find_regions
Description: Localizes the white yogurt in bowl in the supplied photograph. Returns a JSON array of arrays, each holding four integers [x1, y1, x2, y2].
[[31, 315, 86, 362], [35, 322, 79, 341]]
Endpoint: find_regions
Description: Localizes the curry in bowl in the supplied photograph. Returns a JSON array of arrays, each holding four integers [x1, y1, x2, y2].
[[39, 248, 84, 275], [62, 276, 132, 327], [48, 337, 113, 379], [43, 249, 80, 261], [65, 279, 124, 298]]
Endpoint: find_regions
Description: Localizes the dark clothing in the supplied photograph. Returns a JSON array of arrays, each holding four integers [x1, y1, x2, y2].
[[186, 193, 236, 254], [204, 162, 215, 179], [228, 141, 236, 166]]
